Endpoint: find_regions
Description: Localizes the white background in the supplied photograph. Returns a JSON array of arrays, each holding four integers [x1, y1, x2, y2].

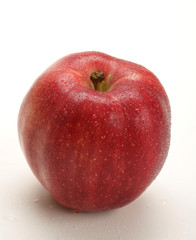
[[0, 0, 196, 239]]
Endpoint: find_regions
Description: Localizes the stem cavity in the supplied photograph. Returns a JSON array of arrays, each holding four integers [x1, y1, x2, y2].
[[90, 71, 105, 92]]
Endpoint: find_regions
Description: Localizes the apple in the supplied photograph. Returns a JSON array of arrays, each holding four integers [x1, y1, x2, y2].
[[18, 51, 171, 212]]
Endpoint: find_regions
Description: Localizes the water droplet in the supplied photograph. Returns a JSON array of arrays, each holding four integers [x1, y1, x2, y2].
[[67, 133, 72, 139], [3, 215, 17, 221], [74, 209, 81, 213], [124, 127, 128, 132], [135, 108, 141, 114], [33, 198, 39, 203], [94, 121, 99, 127], [92, 114, 97, 119], [101, 135, 106, 139]]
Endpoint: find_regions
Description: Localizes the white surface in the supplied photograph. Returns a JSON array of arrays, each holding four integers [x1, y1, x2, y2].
[[0, 0, 196, 239]]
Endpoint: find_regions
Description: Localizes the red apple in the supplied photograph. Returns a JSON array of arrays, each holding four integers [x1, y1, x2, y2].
[[18, 51, 171, 212]]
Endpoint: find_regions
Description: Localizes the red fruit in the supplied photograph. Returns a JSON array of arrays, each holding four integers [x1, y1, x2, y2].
[[18, 51, 171, 212]]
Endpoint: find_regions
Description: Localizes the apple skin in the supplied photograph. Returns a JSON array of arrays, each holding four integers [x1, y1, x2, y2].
[[18, 51, 171, 212]]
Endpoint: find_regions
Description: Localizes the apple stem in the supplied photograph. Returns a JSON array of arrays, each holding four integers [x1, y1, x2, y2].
[[90, 71, 105, 92]]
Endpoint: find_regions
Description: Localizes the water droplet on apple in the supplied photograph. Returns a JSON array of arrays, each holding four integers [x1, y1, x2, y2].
[[74, 208, 81, 213], [94, 121, 99, 127], [135, 108, 141, 114], [92, 113, 97, 119], [124, 127, 128, 132], [101, 135, 106, 139], [67, 133, 72, 139]]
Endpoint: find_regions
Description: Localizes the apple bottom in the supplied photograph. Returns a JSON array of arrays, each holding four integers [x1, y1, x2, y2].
[[52, 189, 143, 213], [43, 182, 148, 212], [34, 154, 161, 212]]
